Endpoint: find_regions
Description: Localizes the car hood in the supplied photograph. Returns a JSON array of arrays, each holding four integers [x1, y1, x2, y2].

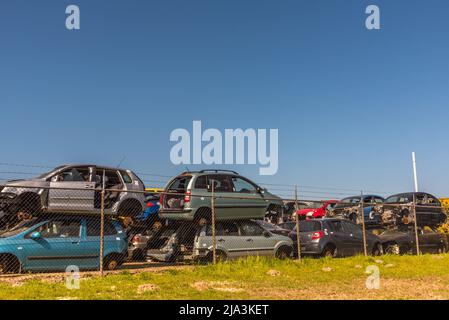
[[297, 208, 319, 215], [2, 179, 47, 188], [378, 233, 407, 242]]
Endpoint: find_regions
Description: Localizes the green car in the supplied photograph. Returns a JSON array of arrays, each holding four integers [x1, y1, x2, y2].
[[159, 170, 284, 225]]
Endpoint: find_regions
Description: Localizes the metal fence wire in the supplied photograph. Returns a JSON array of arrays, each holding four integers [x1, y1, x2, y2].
[[0, 183, 447, 275]]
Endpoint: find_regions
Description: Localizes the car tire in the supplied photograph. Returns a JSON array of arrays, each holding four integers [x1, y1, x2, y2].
[[371, 243, 383, 256], [194, 208, 212, 227], [275, 246, 292, 260], [384, 243, 400, 255], [322, 245, 335, 258], [104, 255, 121, 271], [0, 255, 20, 274]]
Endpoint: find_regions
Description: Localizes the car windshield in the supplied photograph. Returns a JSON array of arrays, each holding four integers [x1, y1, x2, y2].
[[305, 202, 324, 209], [334, 197, 360, 208], [278, 222, 296, 231], [35, 166, 66, 179], [256, 220, 284, 230], [0, 218, 39, 238], [385, 195, 412, 203], [145, 193, 160, 201], [167, 176, 192, 192]]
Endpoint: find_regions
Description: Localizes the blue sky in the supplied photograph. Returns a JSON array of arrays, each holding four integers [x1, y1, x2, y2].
[[1, 0, 449, 199]]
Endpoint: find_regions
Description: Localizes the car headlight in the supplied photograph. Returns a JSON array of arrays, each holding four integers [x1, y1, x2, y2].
[[306, 211, 314, 217]]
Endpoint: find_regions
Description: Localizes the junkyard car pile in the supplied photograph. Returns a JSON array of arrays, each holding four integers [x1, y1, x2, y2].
[[0, 165, 447, 273]]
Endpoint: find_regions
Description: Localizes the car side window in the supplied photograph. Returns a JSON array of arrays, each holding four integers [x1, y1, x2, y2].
[[329, 221, 343, 232], [207, 175, 233, 192], [194, 175, 208, 189], [55, 167, 90, 182], [36, 220, 81, 238], [120, 171, 133, 184], [342, 221, 361, 235], [374, 197, 384, 203], [86, 219, 117, 236], [240, 221, 265, 236], [209, 222, 240, 236], [231, 177, 258, 193]]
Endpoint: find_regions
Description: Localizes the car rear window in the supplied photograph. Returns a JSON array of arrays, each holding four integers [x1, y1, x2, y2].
[[167, 176, 192, 191], [299, 221, 322, 232]]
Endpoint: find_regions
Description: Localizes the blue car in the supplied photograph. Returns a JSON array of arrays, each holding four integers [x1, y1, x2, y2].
[[135, 192, 161, 222], [0, 216, 127, 273]]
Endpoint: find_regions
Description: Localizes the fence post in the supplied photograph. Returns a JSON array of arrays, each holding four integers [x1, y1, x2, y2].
[[294, 185, 301, 261], [360, 191, 368, 257], [412, 194, 420, 255], [99, 170, 105, 275], [211, 180, 216, 265]]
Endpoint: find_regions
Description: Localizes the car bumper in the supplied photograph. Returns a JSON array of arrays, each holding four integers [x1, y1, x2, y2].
[[158, 209, 193, 220], [146, 249, 175, 262], [294, 243, 322, 256]]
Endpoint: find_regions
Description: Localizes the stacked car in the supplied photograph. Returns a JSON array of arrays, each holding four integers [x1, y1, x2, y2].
[[0, 165, 448, 274]]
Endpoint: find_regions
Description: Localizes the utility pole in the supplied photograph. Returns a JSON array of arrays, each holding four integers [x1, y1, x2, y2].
[[412, 152, 419, 192]]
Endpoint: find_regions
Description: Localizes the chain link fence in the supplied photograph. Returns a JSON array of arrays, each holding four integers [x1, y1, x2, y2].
[[0, 181, 447, 276]]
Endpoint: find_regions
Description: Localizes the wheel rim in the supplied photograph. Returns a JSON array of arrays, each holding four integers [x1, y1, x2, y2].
[[108, 260, 118, 270]]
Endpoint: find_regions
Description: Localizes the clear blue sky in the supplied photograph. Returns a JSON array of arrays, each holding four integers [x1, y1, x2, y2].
[[1, 0, 449, 199]]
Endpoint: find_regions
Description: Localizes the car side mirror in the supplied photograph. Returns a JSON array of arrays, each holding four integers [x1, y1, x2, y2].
[[29, 231, 41, 240], [263, 231, 271, 238]]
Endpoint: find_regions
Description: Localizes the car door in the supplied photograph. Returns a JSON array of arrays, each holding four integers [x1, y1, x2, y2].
[[48, 166, 95, 212], [203, 222, 242, 259], [341, 221, 364, 255], [82, 218, 125, 269], [327, 220, 353, 256], [206, 175, 235, 219], [22, 218, 85, 271], [239, 220, 276, 257], [229, 176, 267, 219]]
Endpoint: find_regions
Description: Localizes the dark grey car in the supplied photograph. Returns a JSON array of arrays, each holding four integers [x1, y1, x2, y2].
[[288, 218, 383, 258]]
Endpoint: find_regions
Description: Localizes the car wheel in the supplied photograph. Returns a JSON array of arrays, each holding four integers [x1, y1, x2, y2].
[[104, 255, 121, 271], [322, 246, 335, 258], [385, 243, 400, 255], [437, 244, 447, 254], [275, 246, 292, 259], [372, 243, 383, 256]]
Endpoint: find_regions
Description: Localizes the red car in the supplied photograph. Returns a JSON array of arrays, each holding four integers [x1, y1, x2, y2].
[[296, 200, 338, 220]]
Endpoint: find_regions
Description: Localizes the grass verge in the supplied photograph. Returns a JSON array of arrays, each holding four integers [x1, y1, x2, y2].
[[1, 254, 449, 300]]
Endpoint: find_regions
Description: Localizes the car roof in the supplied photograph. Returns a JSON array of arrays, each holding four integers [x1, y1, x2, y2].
[[386, 192, 437, 198], [58, 164, 132, 171], [341, 194, 384, 200]]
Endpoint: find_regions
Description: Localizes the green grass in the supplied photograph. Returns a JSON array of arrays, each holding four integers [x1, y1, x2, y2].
[[1, 254, 449, 300]]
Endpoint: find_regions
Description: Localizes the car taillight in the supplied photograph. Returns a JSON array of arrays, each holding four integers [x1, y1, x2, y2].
[[311, 231, 324, 240], [132, 235, 141, 244], [184, 190, 191, 203], [146, 202, 154, 207]]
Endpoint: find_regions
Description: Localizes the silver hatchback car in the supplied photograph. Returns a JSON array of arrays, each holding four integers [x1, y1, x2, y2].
[[147, 220, 293, 262], [0, 164, 145, 222]]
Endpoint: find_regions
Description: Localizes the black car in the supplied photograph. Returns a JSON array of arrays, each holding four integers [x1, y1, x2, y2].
[[379, 227, 448, 255], [288, 218, 382, 258], [376, 192, 447, 227]]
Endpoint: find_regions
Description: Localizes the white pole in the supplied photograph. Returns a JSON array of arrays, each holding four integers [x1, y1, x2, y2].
[[412, 152, 419, 192]]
